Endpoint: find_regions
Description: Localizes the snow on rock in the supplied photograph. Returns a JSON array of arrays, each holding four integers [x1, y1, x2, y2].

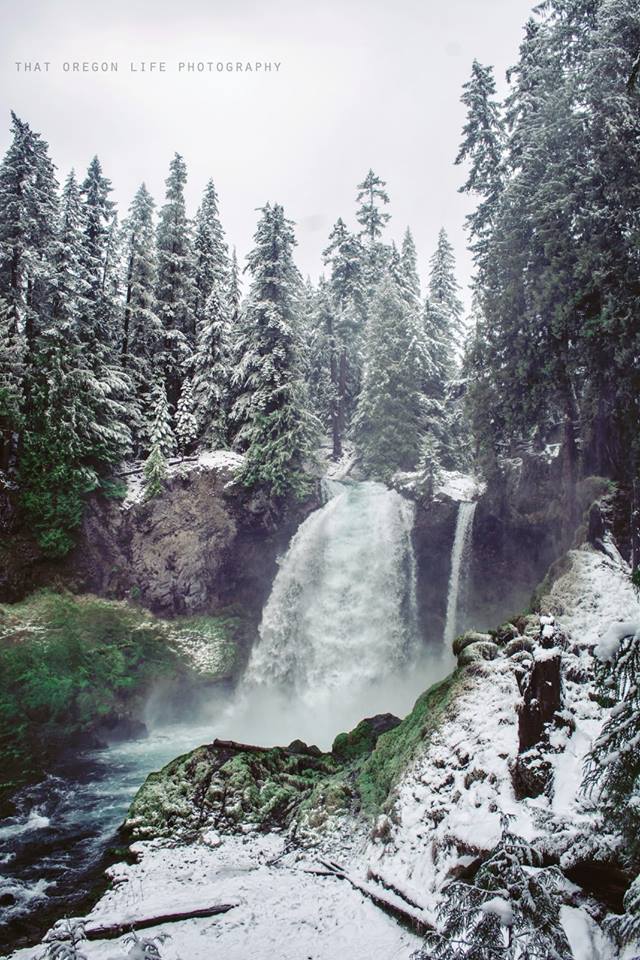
[[436, 469, 486, 503], [393, 467, 485, 503], [120, 449, 245, 510], [540, 544, 640, 650], [362, 663, 527, 923]]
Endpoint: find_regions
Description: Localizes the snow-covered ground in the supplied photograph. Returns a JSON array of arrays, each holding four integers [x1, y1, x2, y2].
[[393, 466, 486, 503], [9, 543, 640, 960], [120, 450, 244, 510]]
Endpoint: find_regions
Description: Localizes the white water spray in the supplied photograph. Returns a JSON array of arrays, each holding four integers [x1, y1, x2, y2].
[[443, 501, 477, 646], [246, 480, 419, 691], [220, 480, 446, 747]]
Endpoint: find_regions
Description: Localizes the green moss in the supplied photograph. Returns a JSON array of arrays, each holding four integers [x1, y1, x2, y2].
[[0, 591, 240, 804], [357, 672, 462, 813]]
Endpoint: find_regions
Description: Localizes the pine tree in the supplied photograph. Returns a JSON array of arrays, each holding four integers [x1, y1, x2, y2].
[[175, 377, 198, 456], [156, 153, 194, 406], [80, 156, 118, 345], [0, 112, 58, 351], [143, 379, 175, 499], [228, 246, 241, 326], [584, 627, 640, 947], [417, 824, 572, 959], [0, 295, 23, 472], [355, 276, 424, 480], [418, 228, 465, 467], [322, 218, 366, 458], [306, 279, 335, 437], [193, 279, 229, 447], [192, 179, 229, 334], [399, 227, 421, 310], [355, 169, 391, 286], [356, 168, 391, 246], [121, 183, 160, 450], [231, 203, 317, 497], [455, 61, 505, 269]]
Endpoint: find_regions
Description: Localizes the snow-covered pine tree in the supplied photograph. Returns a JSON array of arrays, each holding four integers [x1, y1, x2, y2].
[[0, 295, 23, 473], [18, 164, 131, 556], [192, 278, 229, 447], [192, 179, 229, 336], [584, 626, 640, 946], [80, 156, 119, 344], [354, 275, 424, 481], [121, 183, 160, 451], [156, 153, 194, 407], [355, 169, 391, 287], [421, 228, 466, 468], [356, 168, 391, 247], [175, 376, 198, 457], [230, 203, 318, 497], [455, 60, 505, 270], [305, 279, 335, 444], [322, 218, 366, 458], [228, 246, 241, 327], [0, 112, 58, 461], [399, 227, 421, 310], [0, 113, 58, 348], [417, 824, 572, 959], [143, 379, 175, 499]]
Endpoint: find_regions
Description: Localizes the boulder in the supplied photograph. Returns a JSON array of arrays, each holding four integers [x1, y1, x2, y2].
[[457, 641, 500, 667], [453, 631, 493, 657]]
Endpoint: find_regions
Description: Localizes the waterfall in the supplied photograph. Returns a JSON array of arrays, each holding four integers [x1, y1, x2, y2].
[[443, 501, 477, 646], [245, 481, 420, 694]]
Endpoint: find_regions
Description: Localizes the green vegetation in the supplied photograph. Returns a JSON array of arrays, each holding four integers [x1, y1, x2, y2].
[[0, 591, 239, 803], [357, 672, 461, 812], [128, 671, 463, 840]]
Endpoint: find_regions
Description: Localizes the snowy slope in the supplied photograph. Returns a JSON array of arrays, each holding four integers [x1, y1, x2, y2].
[[10, 544, 640, 960]]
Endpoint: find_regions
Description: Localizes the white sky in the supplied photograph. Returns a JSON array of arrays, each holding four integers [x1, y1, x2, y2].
[[0, 0, 534, 309]]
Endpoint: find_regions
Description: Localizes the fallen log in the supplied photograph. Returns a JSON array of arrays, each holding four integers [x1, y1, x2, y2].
[[85, 903, 237, 940], [212, 738, 274, 754], [318, 860, 434, 937]]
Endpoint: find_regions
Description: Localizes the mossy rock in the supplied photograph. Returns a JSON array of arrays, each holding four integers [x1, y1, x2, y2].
[[494, 622, 520, 645], [126, 739, 339, 840], [452, 631, 493, 656], [458, 641, 500, 667], [504, 636, 536, 658], [331, 713, 401, 762], [356, 672, 462, 813]]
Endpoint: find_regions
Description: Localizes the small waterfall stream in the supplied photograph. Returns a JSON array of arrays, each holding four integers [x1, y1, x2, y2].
[[443, 501, 477, 646]]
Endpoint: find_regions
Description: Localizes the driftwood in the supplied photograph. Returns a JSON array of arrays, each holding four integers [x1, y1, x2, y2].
[[317, 859, 434, 937], [85, 903, 237, 940]]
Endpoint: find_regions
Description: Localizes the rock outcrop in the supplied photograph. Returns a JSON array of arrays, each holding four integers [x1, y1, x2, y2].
[[0, 455, 319, 621]]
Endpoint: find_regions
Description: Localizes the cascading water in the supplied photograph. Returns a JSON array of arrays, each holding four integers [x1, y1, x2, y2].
[[443, 501, 477, 646], [226, 480, 441, 748], [248, 480, 419, 690]]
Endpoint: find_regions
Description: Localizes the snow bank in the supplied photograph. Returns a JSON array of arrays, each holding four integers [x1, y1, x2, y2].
[[10, 835, 419, 960], [120, 449, 245, 510]]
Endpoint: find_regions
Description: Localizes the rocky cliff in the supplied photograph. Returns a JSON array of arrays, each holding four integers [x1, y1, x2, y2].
[[0, 453, 318, 624]]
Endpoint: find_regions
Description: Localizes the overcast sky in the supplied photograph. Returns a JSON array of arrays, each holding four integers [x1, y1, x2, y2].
[[0, 0, 535, 308]]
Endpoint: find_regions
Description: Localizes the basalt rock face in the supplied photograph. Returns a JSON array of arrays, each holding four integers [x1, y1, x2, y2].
[[412, 496, 458, 644], [467, 452, 568, 631], [75, 463, 318, 619], [0, 460, 319, 622]]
